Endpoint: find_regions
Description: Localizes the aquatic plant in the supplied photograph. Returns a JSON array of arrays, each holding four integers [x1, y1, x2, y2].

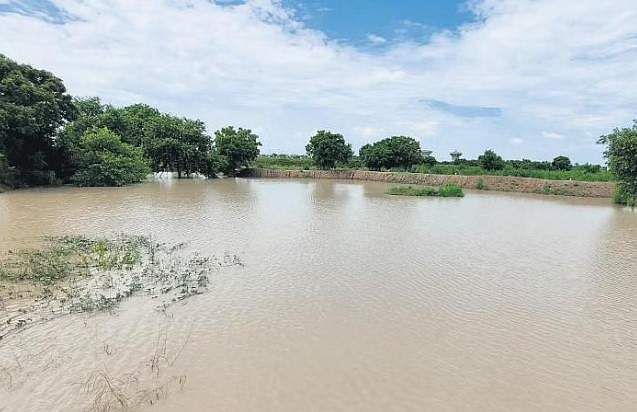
[[386, 184, 464, 198], [0, 235, 241, 340]]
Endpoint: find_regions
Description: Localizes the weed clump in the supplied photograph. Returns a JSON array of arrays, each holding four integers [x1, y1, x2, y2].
[[387, 184, 464, 198]]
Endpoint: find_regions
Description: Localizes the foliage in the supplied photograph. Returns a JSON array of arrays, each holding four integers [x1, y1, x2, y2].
[[412, 163, 612, 182], [256, 154, 315, 170], [306, 130, 353, 169], [478, 149, 505, 171], [359, 136, 423, 171], [422, 155, 437, 166], [69, 128, 150, 187], [214, 126, 261, 175], [599, 121, 637, 205], [386, 183, 464, 197], [0, 54, 74, 186], [58, 98, 215, 179], [552, 155, 572, 171]]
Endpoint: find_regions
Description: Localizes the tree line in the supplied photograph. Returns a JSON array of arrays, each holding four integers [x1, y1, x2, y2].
[[1, 54, 635, 205], [0, 54, 260, 187]]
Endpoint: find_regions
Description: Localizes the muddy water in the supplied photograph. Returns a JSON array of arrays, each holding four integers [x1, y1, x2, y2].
[[1, 178, 636, 411]]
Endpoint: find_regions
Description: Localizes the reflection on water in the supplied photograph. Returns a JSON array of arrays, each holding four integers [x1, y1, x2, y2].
[[0, 178, 636, 411]]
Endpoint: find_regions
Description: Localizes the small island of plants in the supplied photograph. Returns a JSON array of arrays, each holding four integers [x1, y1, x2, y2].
[[387, 184, 464, 198]]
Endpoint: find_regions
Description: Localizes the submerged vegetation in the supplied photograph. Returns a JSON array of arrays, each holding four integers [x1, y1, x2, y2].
[[0, 234, 241, 340], [387, 184, 464, 198]]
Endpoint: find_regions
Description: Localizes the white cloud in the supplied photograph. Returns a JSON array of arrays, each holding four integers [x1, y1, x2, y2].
[[1, 0, 636, 163], [509, 137, 524, 145], [542, 132, 565, 140], [367, 34, 387, 44]]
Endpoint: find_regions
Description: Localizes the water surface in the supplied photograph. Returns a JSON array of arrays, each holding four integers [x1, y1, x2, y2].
[[1, 178, 636, 411]]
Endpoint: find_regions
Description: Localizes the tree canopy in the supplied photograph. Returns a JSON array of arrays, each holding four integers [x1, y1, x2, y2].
[[70, 128, 150, 187], [478, 149, 505, 171], [599, 122, 637, 206], [214, 126, 261, 176], [359, 136, 423, 171], [0, 54, 73, 185], [552, 156, 572, 171], [306, 130, 352, 169]]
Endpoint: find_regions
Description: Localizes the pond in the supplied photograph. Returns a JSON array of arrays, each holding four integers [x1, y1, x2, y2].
[[1, 178, 636, 411]]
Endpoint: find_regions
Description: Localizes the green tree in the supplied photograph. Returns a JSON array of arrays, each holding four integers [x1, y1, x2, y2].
[[359, 136, 423, 171], [214, 126, 261, 175], [70, 128, 150, 187], [598, 122, 637, 206], [306, 130, 353, 169], [0, 54, 73, 186], [58, 98, 216, 179], [552, 155, 572, 171], [478, 149, 505, 171]]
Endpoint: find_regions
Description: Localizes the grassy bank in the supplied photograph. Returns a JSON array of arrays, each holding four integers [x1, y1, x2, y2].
[[255, 154, 613, 182], [387, 184, 464, 198]]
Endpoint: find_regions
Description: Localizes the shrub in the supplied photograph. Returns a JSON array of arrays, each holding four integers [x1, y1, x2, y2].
[[552, 156, 572, 171], [70, 128, 150, 187], [360, 136, 423, 170], [478, 150, 505, 171], [599, 121, 637, 206]]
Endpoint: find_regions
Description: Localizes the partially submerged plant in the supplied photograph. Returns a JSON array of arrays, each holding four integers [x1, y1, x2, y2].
[[0, 235, 241, 340], [386, 183, 464, 198]]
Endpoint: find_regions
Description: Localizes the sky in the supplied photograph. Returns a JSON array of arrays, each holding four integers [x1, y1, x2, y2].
[[1, 0, 636, 163]]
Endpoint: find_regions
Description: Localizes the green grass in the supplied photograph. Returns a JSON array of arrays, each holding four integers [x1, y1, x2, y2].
[[254, 154, 613, 182], [411, 164, 614, 182], [387, 184, 464, 198]]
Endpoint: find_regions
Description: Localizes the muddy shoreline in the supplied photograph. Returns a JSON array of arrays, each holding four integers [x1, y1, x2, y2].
[[248, 168, 616, 198]]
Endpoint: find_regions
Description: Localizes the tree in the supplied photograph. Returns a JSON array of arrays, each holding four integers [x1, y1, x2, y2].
[[0, 54, 73, 186], [478, 149, 505, 171], [214, 126, 261, 175], [359, 136, 423, 171], [58, 98, 216, 179], [598, 122, 637, 206], [552, 155, 572, 171], [450, 150, 463, 163], [143, 115, 212, 178], [306, 130, 353, 169], [422, 155, 437, 167], [70, 128, 150, 187]]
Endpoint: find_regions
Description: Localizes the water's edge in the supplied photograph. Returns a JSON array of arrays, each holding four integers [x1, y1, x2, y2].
[[248, 168, 616, 198]]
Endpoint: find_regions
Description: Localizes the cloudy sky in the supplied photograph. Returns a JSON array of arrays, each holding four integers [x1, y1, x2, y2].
[[1, 0, 636, 163]]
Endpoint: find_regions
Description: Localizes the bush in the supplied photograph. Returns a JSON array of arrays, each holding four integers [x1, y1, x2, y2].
[[552, 156, 572, 171], [360, 136, 423, 170], [599, 121, 637, 206], [306, 130, 353, 169], [386, 183, 464, 197], [478, 150, 504, 171], [70, 128, 150, 187]]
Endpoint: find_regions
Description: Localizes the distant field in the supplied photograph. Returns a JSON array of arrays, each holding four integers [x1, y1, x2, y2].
[[255, 155, 614, 182]]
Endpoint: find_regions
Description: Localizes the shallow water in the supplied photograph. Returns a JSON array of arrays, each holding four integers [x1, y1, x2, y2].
[[1, 178, 636, 411]]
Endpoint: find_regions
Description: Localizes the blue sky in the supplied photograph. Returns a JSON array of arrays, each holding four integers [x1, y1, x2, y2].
[[282, 0, 471, 46], [1, 0, 636, 163]]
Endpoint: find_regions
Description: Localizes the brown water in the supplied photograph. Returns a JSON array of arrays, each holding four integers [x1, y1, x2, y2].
[[1, 178, 636, 411]]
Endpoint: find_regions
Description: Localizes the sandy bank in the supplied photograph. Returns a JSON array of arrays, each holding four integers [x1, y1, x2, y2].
[[248, 169, 616, 198]]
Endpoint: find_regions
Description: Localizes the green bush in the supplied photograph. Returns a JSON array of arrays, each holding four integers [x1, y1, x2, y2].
[[599, 121, 637, 206], [386, 183, 464, 198], [478, 150, 504, 171], [70, 128, 150, 187]]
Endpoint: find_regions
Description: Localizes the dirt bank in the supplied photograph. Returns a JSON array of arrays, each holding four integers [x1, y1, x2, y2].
[[248, 169, 616, 198]]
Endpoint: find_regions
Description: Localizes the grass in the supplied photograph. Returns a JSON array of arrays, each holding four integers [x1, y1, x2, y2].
[[387, 184, 464, 198], [254, 154, 614, 182], [411, 164, 614, 182]]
